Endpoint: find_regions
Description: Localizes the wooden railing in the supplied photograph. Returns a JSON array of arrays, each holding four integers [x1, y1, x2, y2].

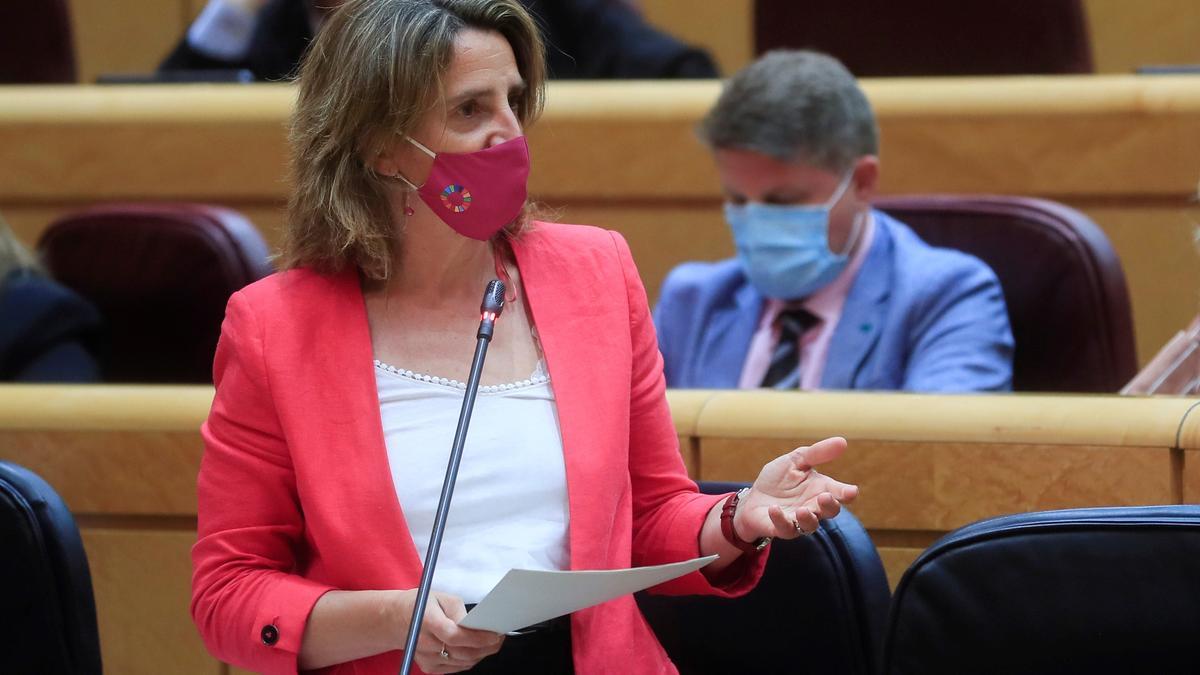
[[2, 386, 1198, 673], [3, 76, 1200, 363]]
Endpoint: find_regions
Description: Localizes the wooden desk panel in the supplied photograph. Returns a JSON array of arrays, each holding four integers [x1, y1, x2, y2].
[[3, 77, 1198, 367], [0, 385, 1195, 669], [1175, 400, 1200, 503], [700, 438, 1175, 530], [82, 527, 216, 675], [691, 390, 1194, 585]]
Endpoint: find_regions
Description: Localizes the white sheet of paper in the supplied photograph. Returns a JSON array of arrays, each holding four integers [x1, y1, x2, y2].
[[458, 554, 718, 634]]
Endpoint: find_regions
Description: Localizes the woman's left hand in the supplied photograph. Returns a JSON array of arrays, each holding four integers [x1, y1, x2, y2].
[[734, 436, 859, 541]]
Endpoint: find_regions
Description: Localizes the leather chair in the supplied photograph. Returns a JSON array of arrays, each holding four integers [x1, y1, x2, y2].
[[636, 481, 889, 675], [882, 505, 1200, 674], [0, 461, 101, 674], [876, 195, 1136, 393], [38, 203, 273, 384], [754, 0, 1092, 76], [0, 0, 77, 83]]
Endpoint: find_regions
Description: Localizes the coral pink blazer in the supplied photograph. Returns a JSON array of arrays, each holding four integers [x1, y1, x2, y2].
[[191, 223, 764, 674]]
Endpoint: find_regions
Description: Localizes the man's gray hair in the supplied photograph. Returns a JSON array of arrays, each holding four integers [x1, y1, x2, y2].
[[699, 50, 879, 173]]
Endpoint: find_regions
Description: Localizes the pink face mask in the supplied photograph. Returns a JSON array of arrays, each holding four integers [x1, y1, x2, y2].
[[399, 136, 530, 241]]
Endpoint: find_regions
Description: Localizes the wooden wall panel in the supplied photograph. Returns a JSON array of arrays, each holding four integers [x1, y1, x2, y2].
[[636, 1, 1200, 77], [1085, 0, 1200, 74], [0, 384, 1196, 664], [639, 0, 753, 78], [56, 1, 1200, 87], [876, 548, 924, 591], [4, 78, 1198, 373], [68, 0, 192, 84], [82, 528, 217, 675], [0, 430, 202, 514], [1177, 401, 1200, 503], [699, 438, 1175, 531], [1081, 204, 1200, 363]]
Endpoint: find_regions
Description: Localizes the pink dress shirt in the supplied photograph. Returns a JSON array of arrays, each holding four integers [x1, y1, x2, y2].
[[738, 213, 877, 389]]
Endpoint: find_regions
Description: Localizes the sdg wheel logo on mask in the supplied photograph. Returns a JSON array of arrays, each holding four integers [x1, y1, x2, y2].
[[439, 184, 472, 213]]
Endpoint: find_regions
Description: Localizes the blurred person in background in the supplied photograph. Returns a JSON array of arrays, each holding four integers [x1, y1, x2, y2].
[[161, 0, 718, 81], [0, 214, 100, 382], [654, 50, 1014, 393]]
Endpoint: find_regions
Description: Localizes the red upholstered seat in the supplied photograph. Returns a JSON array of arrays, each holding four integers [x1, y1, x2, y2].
[[876, 195, 1136, 393], [38, 203, 273, 384], [754, 0, 1092, 76], [0, 0, 76, 83]]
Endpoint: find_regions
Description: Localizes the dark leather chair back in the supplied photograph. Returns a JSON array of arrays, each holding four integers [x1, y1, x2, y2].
[[637, 481, 889, 675], [0, 0, 77, 83], [755, 0, 1092, 76], [883, 505, 1200, 674], [38, 203, 273, 383], [0, 461, 101, 675], [876, 195, 1136, 392]]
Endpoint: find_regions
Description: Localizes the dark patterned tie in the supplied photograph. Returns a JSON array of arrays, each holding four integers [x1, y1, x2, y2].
[[760, 307, 819, 389]]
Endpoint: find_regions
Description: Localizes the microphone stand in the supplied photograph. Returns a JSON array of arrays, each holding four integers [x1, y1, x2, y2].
[[399, 279, 506, 675]]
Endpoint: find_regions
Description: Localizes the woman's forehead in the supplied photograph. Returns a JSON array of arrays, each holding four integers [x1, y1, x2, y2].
[[442, 28, 522, 95]]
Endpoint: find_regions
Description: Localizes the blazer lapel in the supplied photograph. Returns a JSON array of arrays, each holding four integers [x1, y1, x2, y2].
[[511, 232, 613, 571], [298, 269, 424, 587], [822, 213, 892, 389], [693, 280, 762, 387]]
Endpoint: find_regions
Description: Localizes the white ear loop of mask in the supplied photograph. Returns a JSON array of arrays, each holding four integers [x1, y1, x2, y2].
[[827, 171, 864, 257], [386, 136, 438, 190], [836, 208, 867, 257]]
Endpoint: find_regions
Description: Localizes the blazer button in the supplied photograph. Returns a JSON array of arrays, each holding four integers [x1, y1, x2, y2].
[[261, 624, 280, 646]]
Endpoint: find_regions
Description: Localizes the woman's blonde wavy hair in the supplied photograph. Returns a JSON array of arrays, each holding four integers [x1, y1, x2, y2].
[[282, 0, 546, 281]]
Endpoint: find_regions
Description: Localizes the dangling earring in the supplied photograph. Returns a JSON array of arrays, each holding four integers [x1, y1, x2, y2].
[[399, 180, 415, 216]]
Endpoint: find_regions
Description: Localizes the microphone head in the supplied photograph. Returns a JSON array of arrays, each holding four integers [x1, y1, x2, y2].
[[481, 279, 506, 317]]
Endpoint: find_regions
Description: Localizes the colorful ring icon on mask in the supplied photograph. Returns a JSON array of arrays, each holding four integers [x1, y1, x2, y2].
[[440, 184, 472, 213]]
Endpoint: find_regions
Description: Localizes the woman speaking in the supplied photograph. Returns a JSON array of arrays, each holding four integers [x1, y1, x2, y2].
[[190, 1, 859, 673]]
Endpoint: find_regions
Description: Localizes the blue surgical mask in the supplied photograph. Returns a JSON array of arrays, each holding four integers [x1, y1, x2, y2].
[[725, 171, 860, 300]]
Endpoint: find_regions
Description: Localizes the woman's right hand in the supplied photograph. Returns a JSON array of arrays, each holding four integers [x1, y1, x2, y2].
[[395, 589, 505, 674]]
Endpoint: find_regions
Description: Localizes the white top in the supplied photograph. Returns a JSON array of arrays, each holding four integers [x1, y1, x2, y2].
[[375, 359, 570, 604]]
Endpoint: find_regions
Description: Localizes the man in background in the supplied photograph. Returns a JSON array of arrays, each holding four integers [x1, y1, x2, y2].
[[654, 50, 1013, 392]]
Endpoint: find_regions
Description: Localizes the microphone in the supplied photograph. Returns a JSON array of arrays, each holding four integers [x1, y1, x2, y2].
[[400, 279, 506, 675], [477, 279, 506, 340]]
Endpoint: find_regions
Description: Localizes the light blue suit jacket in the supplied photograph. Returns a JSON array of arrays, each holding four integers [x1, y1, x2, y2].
[[653, 210, 1014, 391]]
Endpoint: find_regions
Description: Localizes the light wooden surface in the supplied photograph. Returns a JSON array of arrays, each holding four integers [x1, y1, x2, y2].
[[1085, 0, 1200, 74], [64, 1, 1200, 83], [680, 388, 1197, 585], [66, 0, 194, 84], [641, 0, 1200, 77], [1, 385, 1197, 672], [1177, 401, 1200, 504], [82, 528, 215, 675], [0, 385, 216, 673], [3, 77, 1199, 368]]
